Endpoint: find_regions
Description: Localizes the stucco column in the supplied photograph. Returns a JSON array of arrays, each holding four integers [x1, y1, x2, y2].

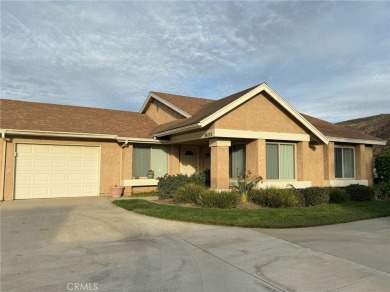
[[365, 146, 374, 186], [169, 144, 180, 175], [355, 144, 366, 180], [246, 139, 265, 178], [209, 139, 231, 190], [296, 141, 310, 181], [323, 142, 335, 181], [121, 145, 133, 196]]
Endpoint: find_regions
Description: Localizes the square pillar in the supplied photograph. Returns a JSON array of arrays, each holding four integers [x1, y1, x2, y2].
[[323, 142, 335, 180], [296, 141, 310, 181], [246, 139, 265, 178], [355, 144, 366, 180], [209, 139, 231, 190]]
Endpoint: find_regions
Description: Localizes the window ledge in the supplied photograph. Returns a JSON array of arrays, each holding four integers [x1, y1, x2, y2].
[[123, 179, 158, 187], [324, 180, 368, 187]]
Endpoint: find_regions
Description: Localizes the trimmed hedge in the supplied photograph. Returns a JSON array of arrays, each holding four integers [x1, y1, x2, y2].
[[197, 190, 240, 209], [158, 172, 207, 200], [301, 187, 330, 206], [250, 188, 301, 208], [329, 188, 350, 204], [374, 182, 390, 200], [375, 151, 390, 182], [345, 184, 375, 201], [173, 183, 206, 204]]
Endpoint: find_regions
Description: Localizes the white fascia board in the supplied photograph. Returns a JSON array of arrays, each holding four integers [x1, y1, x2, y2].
[[328, 136, 387, 146], [140, 92, 191, 118], [1, 129, 117, 140], [198, 83, 329, 145], [116, 137, 169, 144], [210, 129, 310, 141], [153, 123, 202, 137]]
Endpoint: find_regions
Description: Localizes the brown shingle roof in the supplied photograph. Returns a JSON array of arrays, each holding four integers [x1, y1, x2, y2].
[[153, 84, 259, 134], [301, 114, 384, 142], [151, 92, 214, 116], [0, 99, 158, 138]]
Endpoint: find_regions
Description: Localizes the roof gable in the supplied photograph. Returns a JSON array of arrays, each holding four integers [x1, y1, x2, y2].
[[153, 83, 329, 144], [140, 92, 214, 117]]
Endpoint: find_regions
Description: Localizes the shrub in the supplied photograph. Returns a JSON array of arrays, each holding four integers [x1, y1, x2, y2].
[[375, 151, 390, 182], [374, 182, 390, 200], [173, 183, 206, 204], [301, 187, 330, 206], [329, 188, 350, 203], [250, 188, 301, 208], [345, 184, 375, 201], [157, 172, 207, 200], [158, 174, 190, 199], [197, 190, 240, 209]]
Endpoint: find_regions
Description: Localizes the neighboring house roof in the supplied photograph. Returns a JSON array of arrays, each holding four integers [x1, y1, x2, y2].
[[0, 99, 158, 138], [302, 114, 385, 143], [150, 92, 214, 116]]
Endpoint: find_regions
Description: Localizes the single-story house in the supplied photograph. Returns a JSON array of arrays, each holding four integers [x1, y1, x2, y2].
[[0, 83, 386, 200]]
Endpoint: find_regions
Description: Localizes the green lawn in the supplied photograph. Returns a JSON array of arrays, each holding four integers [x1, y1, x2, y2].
[[113, 199, 390, 228]]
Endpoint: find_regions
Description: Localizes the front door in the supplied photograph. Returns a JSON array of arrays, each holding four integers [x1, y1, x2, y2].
[[180, 146, 199, 175]]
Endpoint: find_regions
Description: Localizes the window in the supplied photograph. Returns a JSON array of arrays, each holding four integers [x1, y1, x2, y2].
[[266, 143, 295, 180], [335, 147, 354, 178], [133, 145, 168, 178], [229, 144, 246, 178]]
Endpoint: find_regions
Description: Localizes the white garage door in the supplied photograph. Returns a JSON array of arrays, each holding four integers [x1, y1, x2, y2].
[[14, 144, 100, 199]]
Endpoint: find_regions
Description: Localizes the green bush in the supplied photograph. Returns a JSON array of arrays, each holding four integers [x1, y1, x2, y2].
[[374, 182, 390, 200], [250, 188, 301, 208], [301, 187, 330, 206], [345, 184, 375, 201], [173, 183, 206, 204], [197, 190, 240, 209], [157, 172, 207, 200], [375, 151, 390, 182], [329, 188, 350, 203]]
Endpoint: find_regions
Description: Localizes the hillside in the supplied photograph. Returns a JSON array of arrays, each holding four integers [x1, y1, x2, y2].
[[337, 114, 389, 155]]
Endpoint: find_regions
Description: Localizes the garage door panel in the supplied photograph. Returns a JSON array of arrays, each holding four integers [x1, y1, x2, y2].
[[83, 147, 99, 156], [84, 160, 99, 169], [52, 159, 67, 168], [34, 173, 51, 182], [15, 144, 100, 199], [35, 145, 51, 155]]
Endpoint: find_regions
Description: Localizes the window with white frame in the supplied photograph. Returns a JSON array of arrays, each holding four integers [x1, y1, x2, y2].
[[133, 145, 168, 178], [335, 147, 354, 178], [229, 144, 246, 178], [266, 143, 295, 180]]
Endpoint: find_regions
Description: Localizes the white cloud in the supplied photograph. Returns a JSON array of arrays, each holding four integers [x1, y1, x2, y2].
[[1, 1, 389, 122]]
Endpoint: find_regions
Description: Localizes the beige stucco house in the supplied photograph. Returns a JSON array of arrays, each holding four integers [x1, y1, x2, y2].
[[0, 83, 386, 200]]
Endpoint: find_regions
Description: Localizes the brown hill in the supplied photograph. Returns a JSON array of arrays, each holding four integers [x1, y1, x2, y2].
[[337, 114, 389, 155]]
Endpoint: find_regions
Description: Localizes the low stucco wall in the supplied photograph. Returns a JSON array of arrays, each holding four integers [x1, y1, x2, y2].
[[2, 136, 123, 200]]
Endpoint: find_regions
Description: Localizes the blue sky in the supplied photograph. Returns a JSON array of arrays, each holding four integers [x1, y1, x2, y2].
[[1, 1, 389, 122]]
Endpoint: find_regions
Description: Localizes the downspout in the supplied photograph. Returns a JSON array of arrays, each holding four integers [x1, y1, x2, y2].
[[1, 131, 8, 201]]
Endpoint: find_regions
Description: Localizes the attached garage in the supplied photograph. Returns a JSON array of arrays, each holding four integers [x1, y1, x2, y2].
[[14, 144, 100, 199]]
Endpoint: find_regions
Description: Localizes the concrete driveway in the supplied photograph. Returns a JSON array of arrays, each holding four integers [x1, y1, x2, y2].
[[1, 197, 389, 292]]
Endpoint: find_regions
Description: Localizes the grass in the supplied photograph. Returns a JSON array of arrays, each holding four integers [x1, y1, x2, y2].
[[113, 199, 390, 228]]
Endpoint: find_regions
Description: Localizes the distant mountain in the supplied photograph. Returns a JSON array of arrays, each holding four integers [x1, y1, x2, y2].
[[337, 114, 389, 155]]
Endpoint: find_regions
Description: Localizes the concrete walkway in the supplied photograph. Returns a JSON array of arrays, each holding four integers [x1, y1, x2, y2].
[[1, 197, 389, 291]]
